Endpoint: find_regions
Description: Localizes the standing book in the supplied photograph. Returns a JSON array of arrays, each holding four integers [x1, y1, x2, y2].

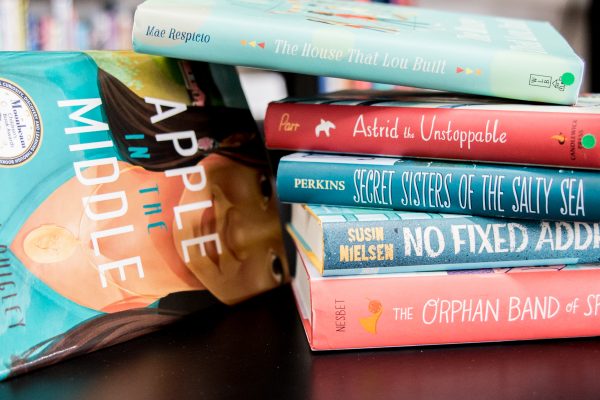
[[0, 51, 289, 380], [276, 153, 599, 222], [289, 203, 600, 276], [132, 0, 583, 105], [293, 247, 600, 350], [265, 92, 600, 169]]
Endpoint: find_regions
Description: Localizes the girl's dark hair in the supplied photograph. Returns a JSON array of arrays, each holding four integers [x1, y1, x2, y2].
[[97, 67, 268, 171], [9, 308, 182, 377], [8, 289, 221, 380]]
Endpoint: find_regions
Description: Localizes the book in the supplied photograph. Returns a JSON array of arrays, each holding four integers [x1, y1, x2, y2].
[[293, 246, 600, 350], [289, 203, 600, 276], [0, 0, 27, 50], [131, 0, 583, 105], [0, 51, 289, 380], [265, 92, 600, 169], [276, 152, 600, 222]]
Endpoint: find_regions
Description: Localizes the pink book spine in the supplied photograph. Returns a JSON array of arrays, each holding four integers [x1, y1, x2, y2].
[[265, 102, 600, 169], [295, 251, 600, 350]]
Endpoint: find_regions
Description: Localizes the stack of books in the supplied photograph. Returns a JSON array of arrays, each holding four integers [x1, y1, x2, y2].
[[1, 0, 598, 382], [131, 0, 600, 350], [266, 94, 600, 349]]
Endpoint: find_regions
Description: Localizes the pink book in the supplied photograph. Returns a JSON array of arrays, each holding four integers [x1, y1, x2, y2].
[[265, 93, 600, 169], [293, 247, 600, 350]]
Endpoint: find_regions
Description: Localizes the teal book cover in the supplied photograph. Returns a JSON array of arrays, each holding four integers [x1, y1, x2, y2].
[[277, 152, 600, 222], [0, 51, 289, 380], [289, 203, 600, 276], [132, 0, 583, 105]]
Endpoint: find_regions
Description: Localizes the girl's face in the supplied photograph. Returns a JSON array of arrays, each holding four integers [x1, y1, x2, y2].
[[11, 162, 205, 312], [11, 154, 288, 311], [173, 154, 289, 305]]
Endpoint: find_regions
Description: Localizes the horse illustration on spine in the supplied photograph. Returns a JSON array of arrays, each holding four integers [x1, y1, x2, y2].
[[315, 119, 336, 137]]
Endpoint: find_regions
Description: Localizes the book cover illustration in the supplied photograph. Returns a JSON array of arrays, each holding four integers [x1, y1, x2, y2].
[[0, 51, 289, 380], [265, 92, 600, 169], [132, 0, 583, 104], [289, 203, 600, 276], [293, 247, 600, 351], [276, 152, 599, 221]]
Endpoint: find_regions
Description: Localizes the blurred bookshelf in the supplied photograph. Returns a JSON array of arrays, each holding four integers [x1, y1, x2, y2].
[[0, 0, 141, 51]]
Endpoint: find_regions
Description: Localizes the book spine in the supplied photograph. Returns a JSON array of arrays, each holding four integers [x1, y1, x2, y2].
[[297, 259, 600, 350], [276, 154, 600, 221], [265, 102, 600, 169], [132, 4, 582, 105], [309, 217, 600, 275], [0, 0, 27, 50]]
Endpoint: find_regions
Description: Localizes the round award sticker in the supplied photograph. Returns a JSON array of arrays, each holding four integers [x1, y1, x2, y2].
[[0, 79, 42, 167]]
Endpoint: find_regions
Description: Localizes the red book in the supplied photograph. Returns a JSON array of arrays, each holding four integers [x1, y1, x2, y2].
[[265, 92, 600, 169], [293, 247, 600, 350]]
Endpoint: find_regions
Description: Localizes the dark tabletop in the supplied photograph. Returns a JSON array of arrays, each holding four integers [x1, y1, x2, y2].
[[2, 284, 600, 400]]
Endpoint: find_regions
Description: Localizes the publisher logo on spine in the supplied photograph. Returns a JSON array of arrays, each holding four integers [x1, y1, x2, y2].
[[0, 79, 42, 167]]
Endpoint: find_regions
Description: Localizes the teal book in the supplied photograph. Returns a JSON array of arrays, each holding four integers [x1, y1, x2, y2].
[[276, 153, 599, 222], [132, 0, 583, 105], [0, 51, 289, 380], [289, 203, 600, 276]]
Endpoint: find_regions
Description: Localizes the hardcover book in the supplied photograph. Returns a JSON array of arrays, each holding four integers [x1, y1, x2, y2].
[[293, 247, 600, 350], [290, 203, 600, 276], [265, 92, 600, 169], [0, 51, 289, 380], [276, 152, 600, 222], [132, 0, 583, 105]]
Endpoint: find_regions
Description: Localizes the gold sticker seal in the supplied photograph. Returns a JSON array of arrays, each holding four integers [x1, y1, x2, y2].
[[0, 79, 42, 167]]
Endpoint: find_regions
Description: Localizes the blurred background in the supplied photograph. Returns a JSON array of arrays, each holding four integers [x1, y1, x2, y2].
[[0, 0, 595, 119]]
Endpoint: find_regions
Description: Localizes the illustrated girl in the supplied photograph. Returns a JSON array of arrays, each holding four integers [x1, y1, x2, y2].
[[5, 52, 289, 377], [10, 55, 288, 311]]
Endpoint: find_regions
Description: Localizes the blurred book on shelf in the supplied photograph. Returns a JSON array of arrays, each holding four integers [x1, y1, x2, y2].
[[0, 0, 27, 50]]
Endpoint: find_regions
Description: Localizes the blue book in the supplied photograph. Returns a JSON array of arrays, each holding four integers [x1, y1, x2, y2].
[[132, 0, 583, 105], [0, 51, 288, 380], [290, 203, 600, 276], [277, 153, 600, 221]]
